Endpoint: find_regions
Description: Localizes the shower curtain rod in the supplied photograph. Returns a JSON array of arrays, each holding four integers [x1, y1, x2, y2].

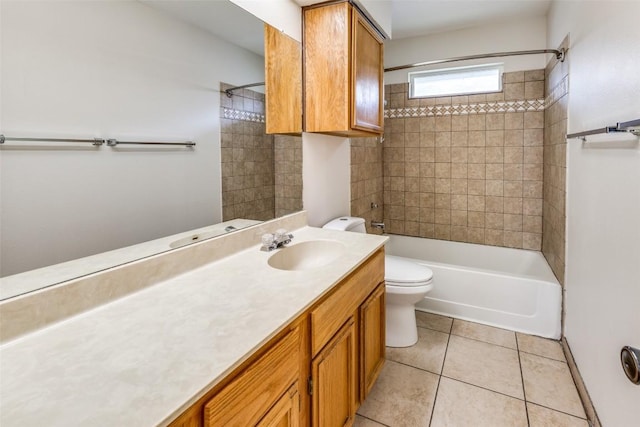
[[225, 82, 265, 98], [384, 48, 566, 73]]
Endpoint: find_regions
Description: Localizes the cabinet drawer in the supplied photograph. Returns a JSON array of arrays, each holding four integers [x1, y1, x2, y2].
[[204, 327, 300, 427], [310, 249, 384, 356]]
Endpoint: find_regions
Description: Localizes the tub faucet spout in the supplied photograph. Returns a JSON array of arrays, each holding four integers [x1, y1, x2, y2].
[[371, 221, 385, 230]]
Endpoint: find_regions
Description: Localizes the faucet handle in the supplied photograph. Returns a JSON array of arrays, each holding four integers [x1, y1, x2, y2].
[[274, 229, 287, 241], [262, 233, 275, 246]]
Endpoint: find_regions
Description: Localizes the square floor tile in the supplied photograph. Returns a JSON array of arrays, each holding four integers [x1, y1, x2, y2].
[[520, 352, 586, 418], [357, 360, 439, 426], [442, 335, 523, 398], [517, 333, 565, 361], [416, 311, 453, 334], [354, 415, 386, 426], [527, 403, 589, 427], [386, 327, 449, 374], [431, 377, 528, 427], [451, 319, 517, 349]]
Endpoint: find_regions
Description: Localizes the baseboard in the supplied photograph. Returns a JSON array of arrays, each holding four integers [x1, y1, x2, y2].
[[562, 337, 602, 427]]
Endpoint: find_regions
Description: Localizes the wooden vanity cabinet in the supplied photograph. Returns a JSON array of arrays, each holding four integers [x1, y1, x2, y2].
[[359, 282, 385, 400], [265, 24, 302, 135], [303, 1, 384, 136], [309, 249, 385, 426]]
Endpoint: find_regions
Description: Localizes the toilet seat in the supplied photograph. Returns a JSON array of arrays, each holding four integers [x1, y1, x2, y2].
[[385, 255, 433, 287]]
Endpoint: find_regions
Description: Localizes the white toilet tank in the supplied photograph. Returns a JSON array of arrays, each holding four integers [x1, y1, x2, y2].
[[322, 217, 367, 234]]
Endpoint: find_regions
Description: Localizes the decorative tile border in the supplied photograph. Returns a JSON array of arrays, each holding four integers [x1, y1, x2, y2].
[[221, 107, 265, 123], [545, 75, 569, 108], [384, 99, 545, 118]]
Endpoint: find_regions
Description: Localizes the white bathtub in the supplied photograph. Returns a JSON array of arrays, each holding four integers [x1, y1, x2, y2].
[[385, 235, 562, 339]]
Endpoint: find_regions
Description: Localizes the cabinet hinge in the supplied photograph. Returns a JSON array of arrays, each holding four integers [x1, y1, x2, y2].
[[307, 377, 313, 395]]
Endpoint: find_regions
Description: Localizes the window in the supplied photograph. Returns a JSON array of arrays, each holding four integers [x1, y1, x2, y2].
[[409, 63, 503, 98]]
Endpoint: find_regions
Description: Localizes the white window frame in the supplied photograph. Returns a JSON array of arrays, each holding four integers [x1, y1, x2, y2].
[[408, 63, 504, 99]]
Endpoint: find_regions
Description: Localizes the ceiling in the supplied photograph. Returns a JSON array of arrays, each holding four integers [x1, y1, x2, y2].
[[142, 0, 553, 54], [391, 0, 551, 39], [140, 0, 265, 55]]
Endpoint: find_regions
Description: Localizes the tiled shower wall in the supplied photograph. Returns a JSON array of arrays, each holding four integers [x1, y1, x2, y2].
[[220, 84, 303, 221], [379, 70, 545, 250], [220, 84, 275, 221], [350, 137, 384, 234], [274, 135, 303, 218], [543, 37, 570, 284]]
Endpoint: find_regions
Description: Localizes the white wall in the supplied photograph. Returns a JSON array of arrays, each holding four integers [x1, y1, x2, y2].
[[0, 1, 264, 276], [548, 1, 640, 425], [385, 16, 547, 84], [231, 0, 301, 41], [302, 133, 351, 227]]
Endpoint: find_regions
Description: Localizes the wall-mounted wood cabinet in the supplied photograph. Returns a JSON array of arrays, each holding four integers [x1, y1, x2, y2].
[[303, 1, 384, 137], [265, 24, 302, 135]]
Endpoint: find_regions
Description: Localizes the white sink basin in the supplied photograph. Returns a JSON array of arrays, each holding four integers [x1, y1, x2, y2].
[[267, 240, 346, 271]]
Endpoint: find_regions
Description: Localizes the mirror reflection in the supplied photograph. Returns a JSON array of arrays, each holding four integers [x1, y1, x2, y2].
[[0, 0, 302, 300]]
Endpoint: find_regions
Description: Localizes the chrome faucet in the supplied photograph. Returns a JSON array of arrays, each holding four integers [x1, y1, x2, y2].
[[371, 221, 385, 230], [261, 229, 294, 252]]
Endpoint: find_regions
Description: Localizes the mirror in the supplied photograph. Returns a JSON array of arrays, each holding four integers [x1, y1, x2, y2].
[[0, 0, 302, 300]]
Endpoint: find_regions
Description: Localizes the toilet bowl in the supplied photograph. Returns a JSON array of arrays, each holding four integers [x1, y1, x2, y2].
[[322, 217, 434, 347]]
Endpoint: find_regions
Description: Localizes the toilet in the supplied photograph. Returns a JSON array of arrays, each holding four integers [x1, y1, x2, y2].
[[322, 217, 434, 347]]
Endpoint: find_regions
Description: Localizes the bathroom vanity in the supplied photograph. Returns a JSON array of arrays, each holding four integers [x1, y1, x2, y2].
[[0, 212, 387, 427], [171, 248, 385, 427]]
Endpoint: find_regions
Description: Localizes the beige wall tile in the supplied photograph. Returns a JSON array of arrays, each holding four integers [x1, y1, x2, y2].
[[485, 229, 504, 246], [504, 71, 525, 83], [486, 147, 504, 163], [523, 232, 542, 250], [451, 210, 468, 226], [486, 113, 505, 130], [468, 227, 485, 243], [468, 179, 485, 195], [525, 69, 545, 81], [505, 129, 524, 146], [468, 147, 486, 163], [486, 130, 504, 146], [468, 114, 486, 130], [486, 196, 504, 213], [504, 180, 523, 198], [435, 224, 451, 239], [468, 195, 486, 211], [436, 116, 452, 131], [486, 163, 504, 180], [525, 80, 544, 99], [451, 179, 468, 195], [451, 194, 468, 210], [504, 83, 525, 100], [469, 130, 486, 146], [451, 163, 468, 179], [505, 113, 524, 130], [468, 212, 485, 228]]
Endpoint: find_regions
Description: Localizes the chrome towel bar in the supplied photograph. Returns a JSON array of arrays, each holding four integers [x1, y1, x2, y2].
[[0, 134, 195, 148], [0, 134, 104, 146], [567, 118, 640, 141]]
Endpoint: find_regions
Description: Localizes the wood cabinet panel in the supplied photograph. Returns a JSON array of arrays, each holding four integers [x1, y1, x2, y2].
[[311, 318, 357, 427], [351, 11, 384, 133], [265, 24, 302, 135], [303, 1, 384, 136], [257, 383, 300, 427], [303, 2, 350, 133], [310, 249, 384, 356], [359, 282, 385, 400], [204, 327, 300, 426]]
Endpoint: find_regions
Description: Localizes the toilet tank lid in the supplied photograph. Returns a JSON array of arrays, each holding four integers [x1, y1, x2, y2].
[[322, 216, 365, 231]]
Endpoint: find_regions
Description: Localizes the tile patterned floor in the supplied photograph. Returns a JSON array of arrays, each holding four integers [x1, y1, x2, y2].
[[356, 312, 589, 427]]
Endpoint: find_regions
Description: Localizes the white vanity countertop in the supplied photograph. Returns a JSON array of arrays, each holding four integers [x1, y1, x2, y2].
[[0, 226, 387, 427]]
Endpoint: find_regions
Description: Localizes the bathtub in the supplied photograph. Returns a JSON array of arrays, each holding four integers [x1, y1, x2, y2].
[[385, 235, 562, 339]]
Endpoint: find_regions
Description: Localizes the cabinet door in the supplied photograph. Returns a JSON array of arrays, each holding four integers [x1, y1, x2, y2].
[[351, 9, 384, 133], [359, 282, 385, 400], [257, 383, 300, 427], [265, 24, 302, 135], [311, 318, 357, 427]]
